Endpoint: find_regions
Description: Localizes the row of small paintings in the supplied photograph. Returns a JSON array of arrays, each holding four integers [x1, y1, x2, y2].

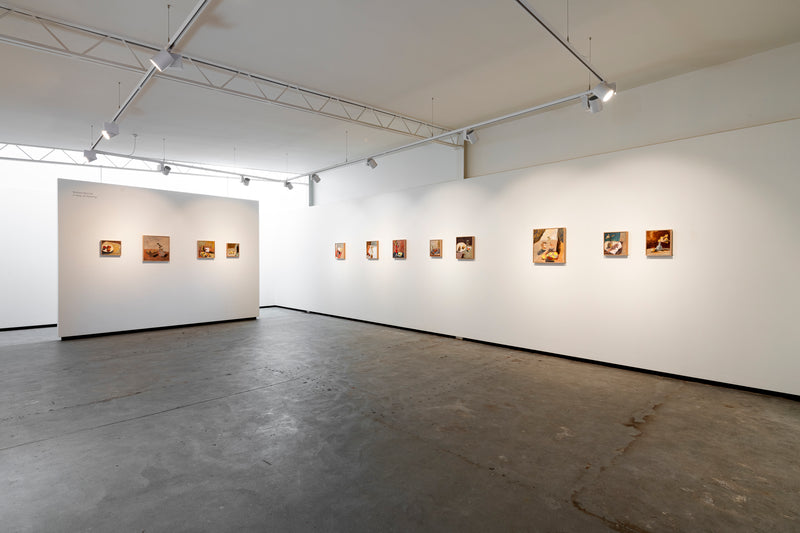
[[340, 236, 475, 261], [100, 236, 241, 261], [602, 230, 672, 258], [335, 230, 673, 262]]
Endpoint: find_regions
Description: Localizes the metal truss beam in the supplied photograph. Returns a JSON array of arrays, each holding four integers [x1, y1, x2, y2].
[[0, 4, 455, 145], [0, 141, 291, 184]]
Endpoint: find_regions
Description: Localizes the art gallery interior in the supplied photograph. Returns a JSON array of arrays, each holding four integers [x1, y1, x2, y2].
[[1, 1, 799, 531]]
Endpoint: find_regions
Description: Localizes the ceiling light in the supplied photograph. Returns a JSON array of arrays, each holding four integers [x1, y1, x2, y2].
[[101, 121, 119, 140], [159, 163, 171, 175], [366, 158, 377, 169], [311, 173, 321, 183], [591, 81, 617, 103], [241, 176, 250, 186], [83, 149, 97, 163], [284, 181, 293, 190], [580, 95, 603, 114], [464, 129, 477, 144], [150, 49, 182, 72]]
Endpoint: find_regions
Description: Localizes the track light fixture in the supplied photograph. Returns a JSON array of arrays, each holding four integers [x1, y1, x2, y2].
[[366, 158, 378, 169], [580, 94, 603, 113], [241, 176, 250, 186], [159, 163, 171, 175], [83, 150, 97, 163], [150, 49, 182, 72], [311, 173, 321, 183], [101, 121, 119, 140], [591, 81, 617, 103], [464, 129, 477, 144], [284, 181, 293, 190]]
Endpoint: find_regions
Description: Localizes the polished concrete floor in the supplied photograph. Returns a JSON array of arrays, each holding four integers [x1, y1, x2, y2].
[[1, 308, 798, 532]]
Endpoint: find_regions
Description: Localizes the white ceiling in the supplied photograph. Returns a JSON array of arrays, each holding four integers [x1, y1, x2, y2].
[[1, 0, 799, 175]]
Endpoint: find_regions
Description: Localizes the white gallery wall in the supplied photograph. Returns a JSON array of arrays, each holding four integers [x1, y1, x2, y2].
[[0, 161, 65, 329], [0, 163, 303, 330], [58, 179, 260, 337], [467, 42, 800, 178], [311, 142, 464, 206], [264, 44, 800, 396]]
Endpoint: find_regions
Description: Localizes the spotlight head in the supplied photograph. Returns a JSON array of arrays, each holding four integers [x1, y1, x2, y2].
[[284, 181, 293, 190], [366, 157, 378, 169], [150, 49, 182, 72], [591, 81, 617, 103], [580, 94, 603, 114], [311, 173, 321, 183], [159, 163, 171, 176], [464, 129, 477, 144], [241, 176, 250, 186], [101, 121, 119, 140], [83, 149, 97, 163]]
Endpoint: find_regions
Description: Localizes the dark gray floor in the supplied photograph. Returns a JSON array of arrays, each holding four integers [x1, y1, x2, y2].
[[1, 308, 798, 532]]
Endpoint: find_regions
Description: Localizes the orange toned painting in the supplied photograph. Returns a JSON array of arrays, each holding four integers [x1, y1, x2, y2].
[[100, 240, 121, 257], [429, 239, 442, 258], [533, 228, 566, 263], [226, 242, 240, 258], [143, 235, 169, 262], [646, 230, 672, 256], [197, 240, 215, 259], [335, 242, 346, 260], [393, 239, 407, 259]]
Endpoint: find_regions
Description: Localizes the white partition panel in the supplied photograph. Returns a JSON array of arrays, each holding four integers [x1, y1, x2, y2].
[[58, 179, 259, 337]]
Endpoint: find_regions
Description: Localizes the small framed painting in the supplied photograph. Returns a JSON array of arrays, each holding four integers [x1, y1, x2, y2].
[[226, 242, 240, 258], [533, 228, 566, 263], [646, 230, 673, 256], [366, 240, 379, 260], [603, 232, 628, 256], [392, 239, 407, 259], [429, 239, 442, 258], [143, 235, 170, 262], [100, 240, 121, 257], [335, 242, 346, 260], [197, 240, 215, 259], [455, 236, 474, 260]]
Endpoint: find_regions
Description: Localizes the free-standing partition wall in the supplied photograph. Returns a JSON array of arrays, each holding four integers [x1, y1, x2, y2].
[[58, 179, 259, 338]]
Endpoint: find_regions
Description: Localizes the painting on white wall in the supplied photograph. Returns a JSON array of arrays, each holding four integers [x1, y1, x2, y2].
[[646, 230, 672, 256], [226, 242, 240, 258], [533, 228, 566, 263], [603, 231, 628, 256], [197, 240, 215, 259], [455, 236, 474, 260], [100, 240, 121, 257], [335, 242, 346, 260], [393, 239, 407, 259], [366, 240, 379, 260], [143, 235, 170, 262], [430, 239, 442, 258]]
